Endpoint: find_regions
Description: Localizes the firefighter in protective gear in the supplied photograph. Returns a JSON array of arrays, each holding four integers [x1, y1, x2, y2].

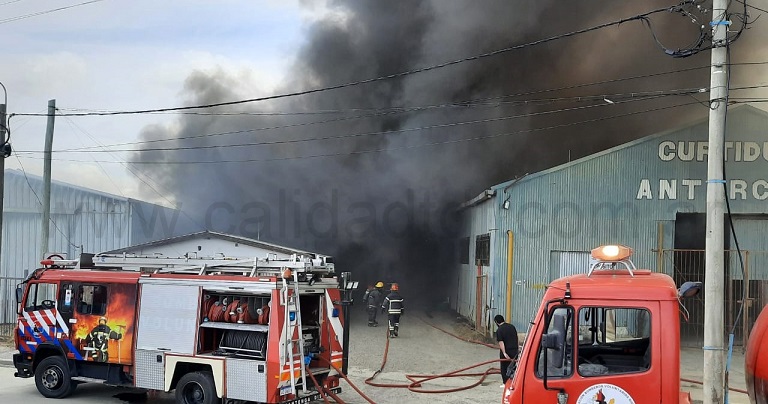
[[381, 283, 404, 337], [85, 316, 123, 362], [362, 281, 384, 326]]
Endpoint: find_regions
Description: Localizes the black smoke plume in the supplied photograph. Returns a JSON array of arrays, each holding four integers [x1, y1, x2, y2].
[[130, 0, 765, 306]]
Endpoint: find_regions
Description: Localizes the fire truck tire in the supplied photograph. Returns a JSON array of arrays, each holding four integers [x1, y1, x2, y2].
[[175, 371, 219, 404], [34, 356, 77, 399]]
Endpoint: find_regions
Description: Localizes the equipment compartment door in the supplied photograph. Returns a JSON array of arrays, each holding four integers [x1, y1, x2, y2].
[[136, 283, 200, 354]]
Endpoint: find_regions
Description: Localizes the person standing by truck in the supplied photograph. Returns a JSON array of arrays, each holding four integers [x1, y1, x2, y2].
[[494, 314, 518, 386]]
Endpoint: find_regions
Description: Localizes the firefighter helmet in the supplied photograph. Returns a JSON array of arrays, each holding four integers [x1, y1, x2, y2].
[[375, 281, 384, 288], [98, 316, 107, 325], [391, 283, 399, 291]]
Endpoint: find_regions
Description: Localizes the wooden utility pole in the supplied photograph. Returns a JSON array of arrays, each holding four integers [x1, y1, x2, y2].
[[703, 1, 728, 402], [41, 99, 55, 260]]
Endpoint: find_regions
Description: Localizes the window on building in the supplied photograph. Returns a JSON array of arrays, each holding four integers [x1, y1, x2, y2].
[[459, 237, 470, 264], [77, 285, 108, 316], [24, 283, 58, 311], [536, 306, 574, 378], [475, 234, 490, 266], [577, 307, 651, 377]]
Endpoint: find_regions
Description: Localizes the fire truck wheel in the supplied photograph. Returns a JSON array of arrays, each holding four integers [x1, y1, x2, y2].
[[176, 371, 219, 404], [34, 356, 77, 398]]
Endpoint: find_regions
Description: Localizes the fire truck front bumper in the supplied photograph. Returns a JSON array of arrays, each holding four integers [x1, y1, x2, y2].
[[13, 353, 33, 378]]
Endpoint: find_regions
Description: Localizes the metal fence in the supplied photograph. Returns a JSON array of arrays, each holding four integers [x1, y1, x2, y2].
[[660, 249, 768, 348], [0, 276, 24, 338]]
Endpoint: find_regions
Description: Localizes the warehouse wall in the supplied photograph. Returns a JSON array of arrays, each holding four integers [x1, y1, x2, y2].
[[459, 105, 768, 331]]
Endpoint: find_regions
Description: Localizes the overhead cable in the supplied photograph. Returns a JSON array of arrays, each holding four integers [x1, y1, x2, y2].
[[9, 1, 707, 116], [16, 101, 703, 165]]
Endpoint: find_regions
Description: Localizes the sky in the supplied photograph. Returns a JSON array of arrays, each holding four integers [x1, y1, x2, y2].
[[2, 0, 767, 210], [3, 0, 768, 292], [0, 0, 311, 203]]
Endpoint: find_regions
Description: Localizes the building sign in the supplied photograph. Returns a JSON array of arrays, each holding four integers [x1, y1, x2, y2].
[[636, 141, 768, 200]]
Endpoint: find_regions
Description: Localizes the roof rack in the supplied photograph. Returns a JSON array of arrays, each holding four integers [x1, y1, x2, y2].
[[587, 258, 637, 277]]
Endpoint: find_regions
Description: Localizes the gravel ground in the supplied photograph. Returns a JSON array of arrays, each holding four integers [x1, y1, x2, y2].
[[336, 307, 503, 404]]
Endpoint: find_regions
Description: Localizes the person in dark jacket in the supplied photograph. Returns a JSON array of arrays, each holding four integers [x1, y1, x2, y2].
[[381, 283, 404, 338], [362, 281, 384, 326], [495, 314, 519, 385]]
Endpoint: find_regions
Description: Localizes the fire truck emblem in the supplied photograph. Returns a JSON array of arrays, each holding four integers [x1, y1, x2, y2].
[[576, 383, 636, 404]]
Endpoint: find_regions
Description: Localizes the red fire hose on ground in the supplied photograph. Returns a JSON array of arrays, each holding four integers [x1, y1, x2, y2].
[[311, 313, 511, 403], [359, 315, 511, 396]]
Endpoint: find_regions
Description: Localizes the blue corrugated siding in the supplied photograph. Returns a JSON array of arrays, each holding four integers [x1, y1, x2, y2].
[[460, 105, 768, 330]]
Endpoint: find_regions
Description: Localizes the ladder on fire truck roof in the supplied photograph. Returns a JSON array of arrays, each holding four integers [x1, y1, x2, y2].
[[79, 252, 335, 278], [281, 270, 306, 396]]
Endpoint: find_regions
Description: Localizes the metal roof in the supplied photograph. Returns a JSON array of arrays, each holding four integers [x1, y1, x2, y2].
[[5, 169, 130, 203], [490, 104, 768, 192], [103, 230, 324, 257]]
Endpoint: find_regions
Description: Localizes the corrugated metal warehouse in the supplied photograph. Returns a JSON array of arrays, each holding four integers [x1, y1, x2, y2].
[[455, 105, 768, 346], [0, 169, 197, 329]]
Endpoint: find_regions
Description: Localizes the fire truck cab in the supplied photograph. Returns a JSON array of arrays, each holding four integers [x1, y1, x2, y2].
[[13, 251, 351, 404], [502, 245, 700, 404]]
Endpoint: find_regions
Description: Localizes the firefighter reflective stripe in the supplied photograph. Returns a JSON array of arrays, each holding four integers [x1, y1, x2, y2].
[[387, 299, 403, 314], [324, 292, 343, 347]]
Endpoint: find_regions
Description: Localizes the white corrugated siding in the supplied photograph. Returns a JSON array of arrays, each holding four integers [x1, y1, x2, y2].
[[1, 170, 132, 325]]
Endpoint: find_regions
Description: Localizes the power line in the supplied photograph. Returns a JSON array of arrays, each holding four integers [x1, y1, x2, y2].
[[0, 0, 25, 7], [734, 0, 768, 14], [16, 72, 729, 153], [61, 117, 208, 232], [28, 60, 768, 121], [16, 100, 703, 165], [63, 117, 127, 197], [0, 0, 105, 25], [18, 89, 709, 155], [8, 1, 701, 116], [56, 86, 707, 117]]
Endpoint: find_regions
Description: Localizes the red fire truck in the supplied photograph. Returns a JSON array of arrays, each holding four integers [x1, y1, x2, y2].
[[501, 245, 701, 404], [13, 251, 354, 404]]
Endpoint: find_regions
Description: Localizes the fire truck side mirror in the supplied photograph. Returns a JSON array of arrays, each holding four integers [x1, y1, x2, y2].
[[15, 286, 22, 305], [678, 281, 702, 299], [541, 312, 567, 369]]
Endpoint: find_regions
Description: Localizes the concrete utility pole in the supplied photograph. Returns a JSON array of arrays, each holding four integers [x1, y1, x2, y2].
[[41, 99, 55, 260], [0, 81, 7, 275], [703, 0, 728, 402]]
